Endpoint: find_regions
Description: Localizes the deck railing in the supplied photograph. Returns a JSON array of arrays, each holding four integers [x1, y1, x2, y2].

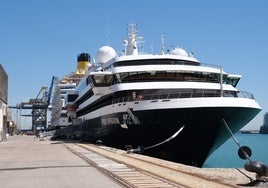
[[77, 89, 255, 117], [112, 89, 255, 104]]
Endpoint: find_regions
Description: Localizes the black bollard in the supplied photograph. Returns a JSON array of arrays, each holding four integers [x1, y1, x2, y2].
[[244, 161, 268, 177], [241, 161, 268, 187]]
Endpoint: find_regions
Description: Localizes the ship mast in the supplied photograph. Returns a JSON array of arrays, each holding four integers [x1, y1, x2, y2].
[[124, 23, 144, 56]]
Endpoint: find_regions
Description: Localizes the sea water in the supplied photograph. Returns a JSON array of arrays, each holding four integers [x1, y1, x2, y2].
[[203, 133, 268, 168]]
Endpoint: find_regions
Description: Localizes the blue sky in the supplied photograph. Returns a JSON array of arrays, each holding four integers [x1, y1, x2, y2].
[[0, 0, 267, 129]]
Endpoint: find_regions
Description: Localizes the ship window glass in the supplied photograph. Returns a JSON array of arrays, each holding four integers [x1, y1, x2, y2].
[[203, 91, 218, 97], [232, 79, 239, 87], [168, 93, 180, 98], [223, 77, 240, 87], [223, 90, 238, 97], [142, 95, 151, 100], [114, 59, 200, 66], [118, 71, 220, 83], [76, 79, 88, 93], [180, 92, 192, 98], [91, 75, 114, 87], [152, 95, 160, 99], [87, 76, 94, 88], [159, 94, 168, 99], [67, 94, 78, 102], [192, 91, 203, 97]]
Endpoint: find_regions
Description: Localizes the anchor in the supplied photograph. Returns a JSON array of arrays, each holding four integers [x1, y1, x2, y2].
[[223, 119, 268, 187]]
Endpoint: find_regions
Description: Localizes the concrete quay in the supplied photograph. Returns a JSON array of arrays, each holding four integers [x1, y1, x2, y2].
[[68, 143, 260, 188], [0, 135, 124, 188], [1, 135, 261, 188]]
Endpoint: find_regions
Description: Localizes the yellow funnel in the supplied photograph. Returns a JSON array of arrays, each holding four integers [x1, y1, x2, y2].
[[76, 53, 90, 74]]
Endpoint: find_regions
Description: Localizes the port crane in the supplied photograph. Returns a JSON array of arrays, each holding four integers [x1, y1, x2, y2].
[[9, 76, 55, 135]]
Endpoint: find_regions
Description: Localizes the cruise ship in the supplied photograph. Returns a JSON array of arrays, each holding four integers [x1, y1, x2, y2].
[[52, 25, 261, 167], [50, 53, 90, 128]]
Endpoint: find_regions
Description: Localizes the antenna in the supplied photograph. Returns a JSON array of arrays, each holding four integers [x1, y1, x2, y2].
[[151, 45, 154, 54], [105, 22, 111, 45], [123, 40, 128, 56], [161, 33, 165, 55]]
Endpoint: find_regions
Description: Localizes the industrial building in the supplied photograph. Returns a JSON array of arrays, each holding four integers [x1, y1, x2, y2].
[[260, 112, 268, 134], [0, 64, 8, 141]]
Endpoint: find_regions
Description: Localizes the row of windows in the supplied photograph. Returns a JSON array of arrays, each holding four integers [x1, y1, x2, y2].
[[84, 71, 239, 88], [112, 59, 201, 67], [76, 89, 239, 117]]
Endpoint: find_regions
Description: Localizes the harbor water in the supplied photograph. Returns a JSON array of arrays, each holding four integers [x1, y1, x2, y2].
[[203, 133, 268, 168]]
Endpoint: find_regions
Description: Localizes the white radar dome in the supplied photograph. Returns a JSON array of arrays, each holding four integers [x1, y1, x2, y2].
[[171, 47, 188, 57], [96, 46, 117, 64]]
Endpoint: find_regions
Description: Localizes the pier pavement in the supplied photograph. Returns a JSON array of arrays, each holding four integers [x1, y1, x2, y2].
[[0, 135, 124, 188], [1, 135, 259, 188]]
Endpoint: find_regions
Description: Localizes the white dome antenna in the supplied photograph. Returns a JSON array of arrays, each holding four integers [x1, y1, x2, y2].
[[171, 47, 188, 57], [96, 46, 117, 64]]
